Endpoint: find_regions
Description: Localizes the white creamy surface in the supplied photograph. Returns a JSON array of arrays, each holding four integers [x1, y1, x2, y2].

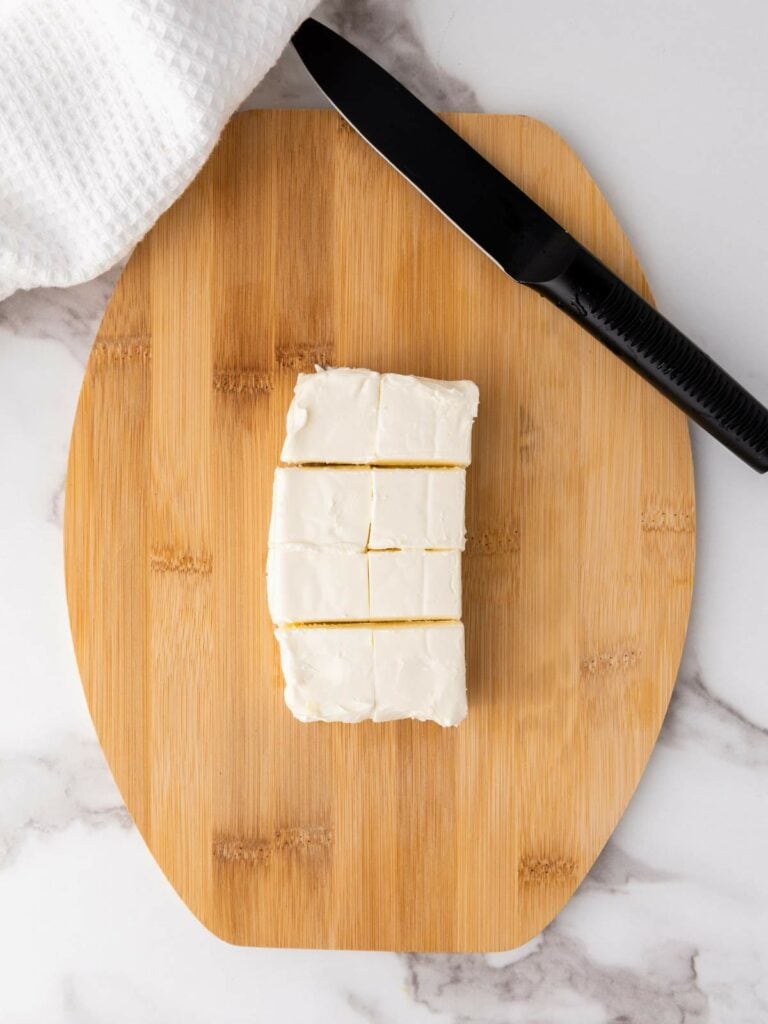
[[372, 622, 467, 725], [270, 466, 467, 551], [277, 626, 376, 723], [2, 1, 768, 1020], [269, 467, 372, 549], [376, 375, 479, 466], [281, 367, 380, 464], [370, 468, 466, 550], [281, 367, 479, 465], [268, 548, 462, 624], [368, 549, 462, 620], [267, 547, 370, 624], [276, 623, 466, 724]]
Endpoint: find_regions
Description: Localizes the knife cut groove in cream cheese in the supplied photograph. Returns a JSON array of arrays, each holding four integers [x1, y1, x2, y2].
[[268, 366, 479, 727]]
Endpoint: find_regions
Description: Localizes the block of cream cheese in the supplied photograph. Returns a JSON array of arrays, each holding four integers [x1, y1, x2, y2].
[[280, 367, 479, 466], [281, 367, 380, 465], [275, 626, 375, 723], [368, 550, 462, 620], [269, 467, 372, 550], [266, 548, 369, 625], [372, 622, 467, 725], [369, 468, 466, 550], [376, 373, 479, 465]]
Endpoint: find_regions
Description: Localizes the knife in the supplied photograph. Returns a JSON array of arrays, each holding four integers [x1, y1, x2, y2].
[[292, 18, 768, 473]]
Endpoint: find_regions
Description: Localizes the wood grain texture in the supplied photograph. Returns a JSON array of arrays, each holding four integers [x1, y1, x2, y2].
[[64, 110, 695, 952]]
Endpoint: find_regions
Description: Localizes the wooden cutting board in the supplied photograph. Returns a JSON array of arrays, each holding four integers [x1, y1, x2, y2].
[[64, 110, 695, 952]]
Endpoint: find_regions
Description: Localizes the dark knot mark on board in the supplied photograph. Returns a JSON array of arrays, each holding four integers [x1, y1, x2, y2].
[[519, 856, 578, 884], [213, 369, 274, 396], [641, 509, 695, 533], [519, 410, 538, 460], [149, 550, 212, 576], [91, 337, 150, 365], [276, 341, 334, 371], [581, 648, 642, 678], [212, 827, 333, 864], [337, 118, 356, 136], [465, 525, 520, 557]]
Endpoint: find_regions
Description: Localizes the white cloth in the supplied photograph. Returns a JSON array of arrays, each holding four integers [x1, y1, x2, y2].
[[0, 0, 316, 300]]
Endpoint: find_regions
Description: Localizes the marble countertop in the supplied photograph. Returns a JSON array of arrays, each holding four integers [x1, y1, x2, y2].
[[1, 1, 767, 1020]]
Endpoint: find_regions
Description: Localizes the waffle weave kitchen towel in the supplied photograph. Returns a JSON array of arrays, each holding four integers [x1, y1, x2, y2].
[[0, 0, 316, 300]]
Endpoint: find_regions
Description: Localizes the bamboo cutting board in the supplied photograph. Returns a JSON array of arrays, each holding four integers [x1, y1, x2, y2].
[[64, 110, 695, 952]]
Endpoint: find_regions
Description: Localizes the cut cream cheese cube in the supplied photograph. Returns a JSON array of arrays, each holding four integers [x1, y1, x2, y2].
[[276, 626, 375, 723], [281, 367, 380, 465], [376, 374, 479, 466], [369, 468, 466, 550], [266, 548, 369, 625], [368, 550, 461, 620], [274, 623, 467, 726], [269, 467, 372, 550], [372, 622, 467, 725]]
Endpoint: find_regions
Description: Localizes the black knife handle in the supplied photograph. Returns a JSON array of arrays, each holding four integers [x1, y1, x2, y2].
[[531, 246, 768, 472]]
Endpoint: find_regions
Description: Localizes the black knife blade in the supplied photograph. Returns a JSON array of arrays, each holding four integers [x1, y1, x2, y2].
[[292, 17, 768, 473]]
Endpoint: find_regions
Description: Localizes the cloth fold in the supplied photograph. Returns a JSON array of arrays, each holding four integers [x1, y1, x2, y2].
[[0, 0, 316, 300]]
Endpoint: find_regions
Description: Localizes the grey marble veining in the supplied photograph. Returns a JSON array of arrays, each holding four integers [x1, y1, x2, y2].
[[1, 0, 768, 1021], [0, 738, 131, 869], [0, 266, 121, 369], [403, 938, 710, 1024], [662, 666, 768, 771]]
